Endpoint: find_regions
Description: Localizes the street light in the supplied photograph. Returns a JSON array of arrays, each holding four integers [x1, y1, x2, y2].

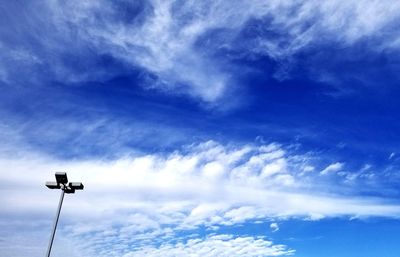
[[45, 172, 84, 257]]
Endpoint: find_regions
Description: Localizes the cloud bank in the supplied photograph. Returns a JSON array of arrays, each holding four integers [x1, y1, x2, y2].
[[1, 141, 399, 256]]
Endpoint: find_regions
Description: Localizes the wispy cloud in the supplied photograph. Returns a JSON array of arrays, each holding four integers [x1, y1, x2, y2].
[[320, 162, 344, 175], [1, 0, 400, 103]]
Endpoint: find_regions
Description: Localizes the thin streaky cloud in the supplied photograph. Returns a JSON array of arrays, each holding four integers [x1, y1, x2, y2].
[[1, 0, 400, 103]]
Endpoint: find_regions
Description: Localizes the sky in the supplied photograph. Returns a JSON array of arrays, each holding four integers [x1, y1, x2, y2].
[[1, 0, 400, 256]]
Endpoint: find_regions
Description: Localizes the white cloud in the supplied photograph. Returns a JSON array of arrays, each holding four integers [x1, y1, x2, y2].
[[270, 222, 279, 232], [67, 0, 399, 97], [0, 141, 399, 256], [2, 0, 399, 103], [320, 162, 344, 175], [123, 234, 294, 257]]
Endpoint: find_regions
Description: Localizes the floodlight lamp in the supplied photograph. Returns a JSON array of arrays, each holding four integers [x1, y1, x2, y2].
[[55, 172, 68, 184], [46, 181, 61, 189], [69, 182, 84, 190]]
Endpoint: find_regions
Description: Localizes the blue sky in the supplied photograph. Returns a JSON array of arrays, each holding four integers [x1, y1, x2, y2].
[[1, 0, 400, 256]]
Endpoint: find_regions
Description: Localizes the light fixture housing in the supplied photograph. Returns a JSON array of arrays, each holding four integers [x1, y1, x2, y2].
[[46, 181, 61, 189], [69, 182, 84, 190], [55, 172, 68, 184]]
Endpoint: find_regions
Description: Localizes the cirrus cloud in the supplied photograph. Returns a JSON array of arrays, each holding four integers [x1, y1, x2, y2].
[[1, 0, 400, 103]]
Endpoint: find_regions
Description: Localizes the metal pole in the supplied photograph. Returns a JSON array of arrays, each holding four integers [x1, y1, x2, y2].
[[45, 187, 65, 257]]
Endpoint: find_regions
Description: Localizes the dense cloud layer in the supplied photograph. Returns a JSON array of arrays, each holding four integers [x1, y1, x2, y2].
[[1, 141, 399, 256]]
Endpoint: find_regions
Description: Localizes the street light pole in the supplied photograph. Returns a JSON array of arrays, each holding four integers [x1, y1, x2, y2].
[[45, 187, 65, 257], [45, 172, 84, 257]]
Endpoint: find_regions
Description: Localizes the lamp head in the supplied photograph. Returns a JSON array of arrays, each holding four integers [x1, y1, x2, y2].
[[55, 172, 68, 184], [46, 172, 83, 193], [46, 181, 61, 189], [69, 182, 84, 190]]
